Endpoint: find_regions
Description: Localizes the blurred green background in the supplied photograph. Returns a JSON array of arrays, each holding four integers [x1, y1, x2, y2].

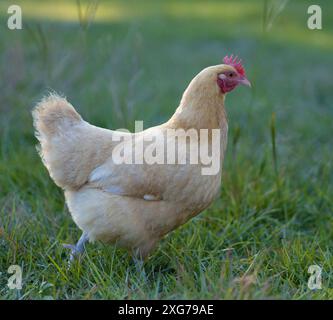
[[0, 0, 332, 299]]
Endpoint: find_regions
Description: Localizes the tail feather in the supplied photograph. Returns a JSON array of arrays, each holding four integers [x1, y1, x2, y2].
[[32, 93, 85, 189], [32, 93, 82, 139]]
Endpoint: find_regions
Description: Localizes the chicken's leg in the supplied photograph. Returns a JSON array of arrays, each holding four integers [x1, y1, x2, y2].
[[63, 232, 89, 265], [131, 249, 148, 282]]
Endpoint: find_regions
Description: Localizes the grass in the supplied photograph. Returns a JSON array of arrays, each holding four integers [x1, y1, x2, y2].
[[0, 0, 333, 299]]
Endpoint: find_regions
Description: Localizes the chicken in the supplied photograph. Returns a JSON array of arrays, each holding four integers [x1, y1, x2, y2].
[[32, 55, 251, 261]]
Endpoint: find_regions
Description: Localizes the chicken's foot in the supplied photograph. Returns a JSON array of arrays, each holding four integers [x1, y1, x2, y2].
[[132, 252, 148, 282], [63, 232, 89, 266]]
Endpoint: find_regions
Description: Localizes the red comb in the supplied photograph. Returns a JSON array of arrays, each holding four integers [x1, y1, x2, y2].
[[223, 55, 245, 76]]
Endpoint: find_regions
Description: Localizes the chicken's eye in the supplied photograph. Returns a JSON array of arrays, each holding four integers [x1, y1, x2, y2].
[[228, 73, 234, 77]]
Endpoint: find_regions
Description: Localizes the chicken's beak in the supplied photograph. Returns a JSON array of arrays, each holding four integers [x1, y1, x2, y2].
[[238, 76, 251, 88]]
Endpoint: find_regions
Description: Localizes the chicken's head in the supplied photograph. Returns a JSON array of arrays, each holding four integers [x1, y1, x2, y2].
[[216, 55, 251, 94]]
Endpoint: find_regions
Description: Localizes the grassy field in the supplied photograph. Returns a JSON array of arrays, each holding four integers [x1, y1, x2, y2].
[[0, 0, 332, 299]]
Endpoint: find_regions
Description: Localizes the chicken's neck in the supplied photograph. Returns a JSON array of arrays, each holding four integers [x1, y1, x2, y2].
[[166, 83, 227, 131]]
